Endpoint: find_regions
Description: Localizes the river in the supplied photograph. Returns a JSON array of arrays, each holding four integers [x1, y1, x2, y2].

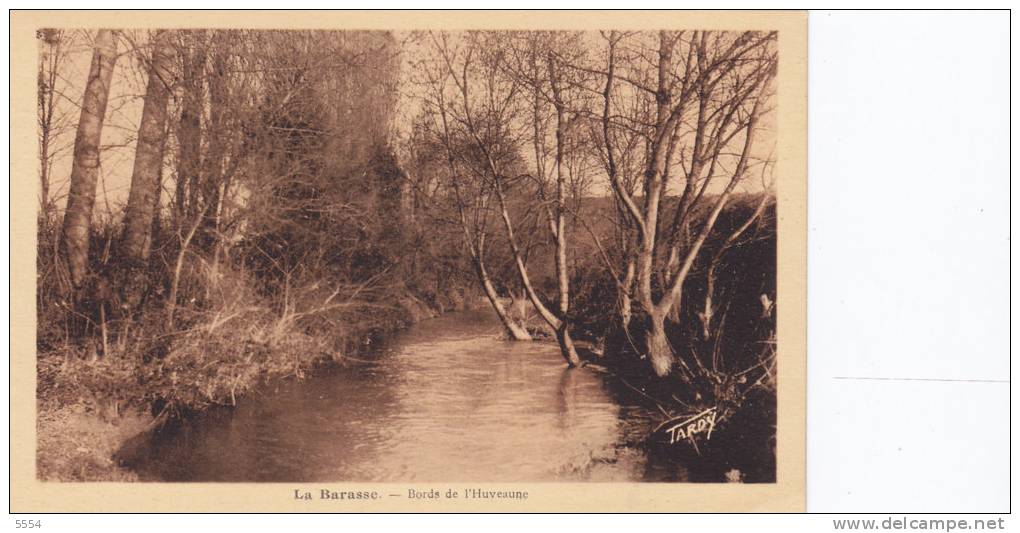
[[125, 310, 685, 482]]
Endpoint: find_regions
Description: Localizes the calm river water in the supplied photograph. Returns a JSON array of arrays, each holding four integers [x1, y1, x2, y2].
[[128, 310, 672, 482]]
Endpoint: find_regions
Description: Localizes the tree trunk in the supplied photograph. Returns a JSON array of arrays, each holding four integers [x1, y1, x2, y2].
[[619, 291, 633, 329], [493, 182, 562, 331], [663, 246, 682, 322], [646, 310, 673, 378], [175, 31, 205, 223], [547, 65, 578, 368], [150, 133, 166, 244], [121, 30, 172, 266], [555, 326, 582, 367], [473, 257, 532, 341], [548, 67, 570, 321], [38, 34, 56, 219], [198, 41, 230, 249], [480, 91, 573, 358], [700, 268, 715, 340], [59, 29, 118, 290]]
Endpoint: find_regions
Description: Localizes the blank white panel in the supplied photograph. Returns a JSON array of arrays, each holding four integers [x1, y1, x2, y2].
[[807, 11, 1010, 512]]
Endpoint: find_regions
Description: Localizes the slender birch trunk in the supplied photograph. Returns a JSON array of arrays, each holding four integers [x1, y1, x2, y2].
[[547, 55, 581, 367]]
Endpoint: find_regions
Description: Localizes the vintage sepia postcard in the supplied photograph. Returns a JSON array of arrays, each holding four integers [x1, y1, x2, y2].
[[10, 10, 807, 512]]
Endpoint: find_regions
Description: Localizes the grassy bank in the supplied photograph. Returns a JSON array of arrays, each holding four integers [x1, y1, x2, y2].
[[36, 225, 478, 481], [37, 290, 474, 481]]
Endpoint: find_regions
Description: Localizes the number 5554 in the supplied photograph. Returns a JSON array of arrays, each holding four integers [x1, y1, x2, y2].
[[14, 519, 41, 528]]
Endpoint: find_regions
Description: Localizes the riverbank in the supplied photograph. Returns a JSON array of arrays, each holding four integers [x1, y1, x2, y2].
[[587, 339, 777, 483], [110, 311, 661, 482], [36, 284, 481, 482], [36, 402, 150, 481]]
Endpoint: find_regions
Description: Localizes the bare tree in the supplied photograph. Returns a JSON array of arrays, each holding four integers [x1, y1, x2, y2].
[[441, 127, 534, 342], [37, 28, 72, 220], [120, 30, 174, 267], [59, 29, 119, 291], [596, 30, 777, 377], [415, 37, 533, 341], [431, 32, 590, 365], [174, 30, 206, 226], [500, 31, 595, 365]]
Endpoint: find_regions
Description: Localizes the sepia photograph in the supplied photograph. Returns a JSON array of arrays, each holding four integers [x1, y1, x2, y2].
[[11, 10, 807, 513], [8, 6, 1012, 526]]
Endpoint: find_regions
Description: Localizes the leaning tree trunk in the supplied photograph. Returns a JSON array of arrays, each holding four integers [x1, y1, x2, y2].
[[121, 30, 172, 266], [59, 29, 118, 291], [492, 180, 579, 366], [432, 69, 532, 343], [472, 255, 532, 341], [555, 326, 582, 368]]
